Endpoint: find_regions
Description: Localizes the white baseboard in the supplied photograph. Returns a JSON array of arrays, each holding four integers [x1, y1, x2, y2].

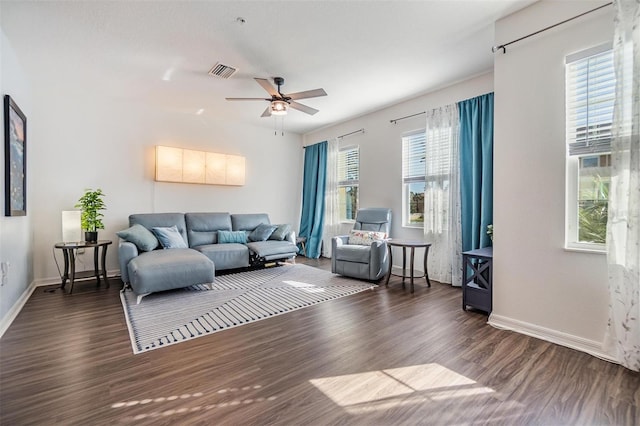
[[488, 313, 617, 364], [0, 280, 37, 338], [0, 269, 121, 338], [32, 269, 121, 288]]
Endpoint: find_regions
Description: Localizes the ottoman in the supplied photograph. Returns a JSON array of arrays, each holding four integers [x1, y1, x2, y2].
[[127, 248, 215, 303]]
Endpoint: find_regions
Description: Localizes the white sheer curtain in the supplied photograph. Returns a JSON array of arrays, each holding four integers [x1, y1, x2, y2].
[[605, 0, 640, 372], [423, 104, 462, 286], [322, 138, 340, 258]]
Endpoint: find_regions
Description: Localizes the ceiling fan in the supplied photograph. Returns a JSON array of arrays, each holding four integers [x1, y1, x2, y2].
[[226, 77, 327, 117]]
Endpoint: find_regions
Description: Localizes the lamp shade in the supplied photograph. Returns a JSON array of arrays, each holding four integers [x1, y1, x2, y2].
[[62, 210, 82, 242]]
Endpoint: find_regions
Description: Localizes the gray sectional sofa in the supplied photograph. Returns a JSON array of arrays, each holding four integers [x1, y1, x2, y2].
[[118, 212, 298, 303]]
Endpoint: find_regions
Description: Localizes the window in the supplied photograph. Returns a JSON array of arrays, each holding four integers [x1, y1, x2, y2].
[[565, 45, 614, 250], [402, 131, 426, 227], [338, 146, 359, 221]]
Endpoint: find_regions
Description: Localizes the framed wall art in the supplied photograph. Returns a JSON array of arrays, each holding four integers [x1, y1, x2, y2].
[[4, 95, 27, 216]]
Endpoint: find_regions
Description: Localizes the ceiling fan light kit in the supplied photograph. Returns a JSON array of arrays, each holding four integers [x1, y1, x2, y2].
[[270, 100, 288, 115], [226, 76, 327, 118]]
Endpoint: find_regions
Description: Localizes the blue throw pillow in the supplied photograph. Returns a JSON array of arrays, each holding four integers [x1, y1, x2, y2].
[[152, 225, 188, 249], [269, 224, 292, 241], [116, 224, 159, 252], [248, 223, 277, 242], [218, 230, 247, 244]]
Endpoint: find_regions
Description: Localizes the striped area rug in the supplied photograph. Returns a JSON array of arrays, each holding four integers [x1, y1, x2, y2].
[[120, 263, 375, 354]]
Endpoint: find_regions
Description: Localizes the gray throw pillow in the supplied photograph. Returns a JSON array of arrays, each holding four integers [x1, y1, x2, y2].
[[248, 223, 277, 242], [269, 224, 292, 241], [116, 224, 159, 252], [152, 225, 188, 249]]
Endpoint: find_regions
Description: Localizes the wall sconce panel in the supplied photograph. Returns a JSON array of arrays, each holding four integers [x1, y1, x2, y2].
[[155, 146, 245, 186], [156, 146, 183, 183], [205, 152, 227, 185], [183, 149, 206, 184], [226, 155, 246, 186]]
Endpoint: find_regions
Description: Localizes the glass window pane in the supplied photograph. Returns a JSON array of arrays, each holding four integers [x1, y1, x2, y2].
[[405, 182, 425, 225], [577, 153, 610, 243], [338, 186, 358, 221]]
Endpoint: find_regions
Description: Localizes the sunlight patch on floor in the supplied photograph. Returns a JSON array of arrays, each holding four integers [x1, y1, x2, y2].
[[310, 363, 496, 413], [283, 280, 325, 293], [111, 384, 278, 421]]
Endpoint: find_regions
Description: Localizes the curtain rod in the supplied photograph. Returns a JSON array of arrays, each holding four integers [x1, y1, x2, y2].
[[338, 128, 365, 139], [492, 2, 612, 54], [390, 111, 425, 124]]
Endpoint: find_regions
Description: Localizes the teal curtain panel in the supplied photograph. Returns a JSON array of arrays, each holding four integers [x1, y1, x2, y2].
[[458, 93, 494, 252], [299, 141, 328, 258]]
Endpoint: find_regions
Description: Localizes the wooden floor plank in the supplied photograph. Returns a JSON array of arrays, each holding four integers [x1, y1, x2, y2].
[[1, 257, 638, 425]]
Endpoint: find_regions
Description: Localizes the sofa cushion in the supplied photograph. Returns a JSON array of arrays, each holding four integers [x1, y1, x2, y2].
[[185, 212, 232, 247], [127, 249, 214, 295], [248, 223, 277, 242], [218, 230, 247, 244], [335, 245, 371, 263], [231, 213, 271, 231], [116, 224, 158, 252], [152, 225, 188, 249], [269, 224, 292, 241], [193, 243, 250, 270]]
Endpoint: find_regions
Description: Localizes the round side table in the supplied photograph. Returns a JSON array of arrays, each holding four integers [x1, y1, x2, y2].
[[384, 239, 432, 293]]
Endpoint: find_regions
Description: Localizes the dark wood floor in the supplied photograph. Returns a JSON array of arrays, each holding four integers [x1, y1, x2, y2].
[[0, 257, 638, 425]]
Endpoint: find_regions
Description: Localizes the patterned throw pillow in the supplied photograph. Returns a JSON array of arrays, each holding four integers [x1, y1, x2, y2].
[[348, 230, 388, 246]]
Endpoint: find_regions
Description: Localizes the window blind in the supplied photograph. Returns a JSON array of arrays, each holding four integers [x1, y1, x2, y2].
[[425, 126, 451, 177], [402, 132, 426, 183], [338, 146, 359, 186], [566, 49, 615, 156]]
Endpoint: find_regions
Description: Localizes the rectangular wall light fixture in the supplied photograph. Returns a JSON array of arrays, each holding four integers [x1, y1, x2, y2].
[[155, 146, 245, 186]]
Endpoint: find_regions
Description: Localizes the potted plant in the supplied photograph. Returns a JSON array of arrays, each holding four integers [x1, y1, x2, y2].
[[75, 188, 106, 243]]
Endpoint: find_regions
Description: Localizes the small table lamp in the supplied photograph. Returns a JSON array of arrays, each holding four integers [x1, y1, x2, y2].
[[62, 210, 82, 243]]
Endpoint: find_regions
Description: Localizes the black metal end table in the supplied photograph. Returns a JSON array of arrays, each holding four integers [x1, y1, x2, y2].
[[54, 240, 112, 294]]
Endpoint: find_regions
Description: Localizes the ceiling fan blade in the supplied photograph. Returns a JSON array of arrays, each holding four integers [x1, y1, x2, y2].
[[255, 78, 279, 97], [289, 101, 319, 115], [261, 106, 272, 117], [286, 88, 327, 100], [225, 97, 270, 101]]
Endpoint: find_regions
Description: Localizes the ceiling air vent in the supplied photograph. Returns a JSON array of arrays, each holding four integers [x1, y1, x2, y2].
[[209, 63, 238, 79]]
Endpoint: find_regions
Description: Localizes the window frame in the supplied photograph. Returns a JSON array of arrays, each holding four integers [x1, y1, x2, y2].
[[337, 145, 359, 223], [402, 130, 426, 228], [564, 43, 613, 253]]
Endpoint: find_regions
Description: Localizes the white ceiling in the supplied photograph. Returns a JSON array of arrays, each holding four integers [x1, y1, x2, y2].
[[1, 0, 536, 134]]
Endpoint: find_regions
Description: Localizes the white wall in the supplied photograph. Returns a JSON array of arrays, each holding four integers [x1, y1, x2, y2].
[[28, 91, 303, 282], [304, 73, 494, 262], [491, 1, 612, 357], [0, 28, 34, 326]]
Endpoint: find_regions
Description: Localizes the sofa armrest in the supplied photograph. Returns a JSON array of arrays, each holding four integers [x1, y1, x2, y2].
[[369, 240, 390, 280], [118, 241, 139, 284], [331, 235, 350, 272]]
